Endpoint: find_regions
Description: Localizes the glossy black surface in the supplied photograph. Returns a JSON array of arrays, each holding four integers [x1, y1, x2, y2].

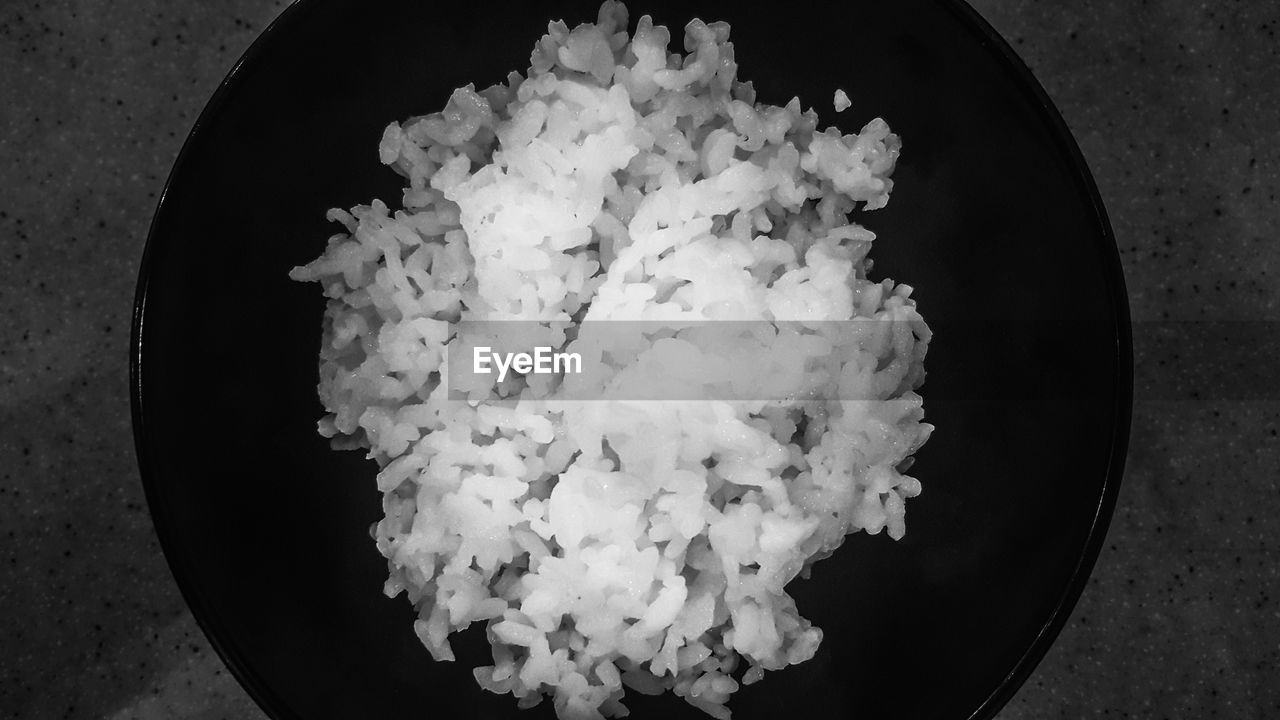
[[131, 1, 1131, 718]]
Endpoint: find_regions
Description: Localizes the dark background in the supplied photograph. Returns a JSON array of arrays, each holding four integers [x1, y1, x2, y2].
[[1, 1, 1276, 718]]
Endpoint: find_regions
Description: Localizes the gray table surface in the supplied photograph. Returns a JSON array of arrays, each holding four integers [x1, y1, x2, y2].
[[2, 1, 1277, 718]]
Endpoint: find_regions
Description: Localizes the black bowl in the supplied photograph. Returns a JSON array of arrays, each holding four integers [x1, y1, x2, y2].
[[131, 1, 1132, 718]]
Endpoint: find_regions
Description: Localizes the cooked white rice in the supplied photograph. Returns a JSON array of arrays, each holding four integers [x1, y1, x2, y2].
[[290, 3, 933, 718], [833, 88, 851, 113]]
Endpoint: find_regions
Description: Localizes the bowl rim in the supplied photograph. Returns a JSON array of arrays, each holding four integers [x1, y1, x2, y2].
[[130, 2, 314, 717], [932, 3, 1132, 719], [129, 1, 1133, 718]]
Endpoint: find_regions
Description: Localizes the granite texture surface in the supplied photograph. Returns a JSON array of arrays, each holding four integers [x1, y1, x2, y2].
[[0, 1, 1276, 718]]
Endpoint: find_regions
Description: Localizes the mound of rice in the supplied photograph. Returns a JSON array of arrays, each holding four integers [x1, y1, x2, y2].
[[290, 3, 933, 718]]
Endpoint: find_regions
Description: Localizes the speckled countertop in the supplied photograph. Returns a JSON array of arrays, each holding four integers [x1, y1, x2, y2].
[[1, 1, 1276, 718]]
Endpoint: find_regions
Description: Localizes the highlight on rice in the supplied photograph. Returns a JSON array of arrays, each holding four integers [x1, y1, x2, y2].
[[289, 2, 933, 718]]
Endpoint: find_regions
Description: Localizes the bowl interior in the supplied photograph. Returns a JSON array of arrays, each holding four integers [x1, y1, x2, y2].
[[133, 1, 1130, 718]]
